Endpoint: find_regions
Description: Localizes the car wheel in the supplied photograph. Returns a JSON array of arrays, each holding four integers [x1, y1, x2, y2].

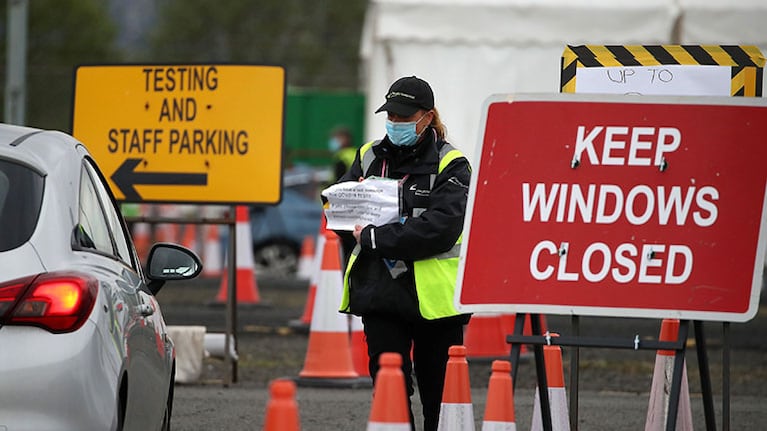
[[253, 242, 298, 277], [116, 377, 127, 431]]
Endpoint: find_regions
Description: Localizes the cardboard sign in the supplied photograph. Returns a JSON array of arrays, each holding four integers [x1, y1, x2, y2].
[[72, 64, 285, 204], [456, 94, 767, 322]]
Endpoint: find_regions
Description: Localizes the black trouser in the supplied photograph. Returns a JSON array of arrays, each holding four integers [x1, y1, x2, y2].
[[362, 313, 466, 431]]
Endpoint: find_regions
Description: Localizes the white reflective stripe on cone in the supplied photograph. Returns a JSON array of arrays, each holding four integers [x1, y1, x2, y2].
[[310, 233, 326, 287], [438, 404, 475, 431], [235, 207, 254, 270], [645, 355, 693, 431], [202, 225, 222, 277], [482, 422, 517, 431], [297, 235, 315, 280], [531, 387, 569, 431], [309, 268, 346, 332]]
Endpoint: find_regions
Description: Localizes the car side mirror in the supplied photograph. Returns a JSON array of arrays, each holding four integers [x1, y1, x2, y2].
[[145, 243, 203, 295]]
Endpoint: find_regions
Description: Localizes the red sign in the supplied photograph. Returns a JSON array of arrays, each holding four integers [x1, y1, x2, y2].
[[456, 94, 767, 322]]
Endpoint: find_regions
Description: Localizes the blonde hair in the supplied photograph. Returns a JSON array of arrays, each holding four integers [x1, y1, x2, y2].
[[429, 108, 447, 140]]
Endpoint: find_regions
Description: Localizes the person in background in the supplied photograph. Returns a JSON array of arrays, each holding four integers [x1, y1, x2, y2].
[[329, 126, 357, 180], [331, 76, 471, 431]]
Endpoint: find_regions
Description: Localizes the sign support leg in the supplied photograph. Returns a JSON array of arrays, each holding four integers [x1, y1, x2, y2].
[[531, 313, 553, 431], [510, 313, 526, 392], [694, 321, 716, 431], [231, 209, 239, 384], [722, 322, 730, 431], [224, 207, 238, 386], [665, 320, 690, 431], [570, 315, 580, 431]]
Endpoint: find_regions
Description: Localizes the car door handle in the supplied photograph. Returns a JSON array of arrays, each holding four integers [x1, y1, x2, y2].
[[137, 304, 154, 317]]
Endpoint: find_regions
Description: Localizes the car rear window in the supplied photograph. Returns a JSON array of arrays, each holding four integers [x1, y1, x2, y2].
[[0, 159, 44, 251]]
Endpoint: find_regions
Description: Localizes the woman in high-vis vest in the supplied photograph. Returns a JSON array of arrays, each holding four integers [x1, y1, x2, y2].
[[332, 76, 471, 431]]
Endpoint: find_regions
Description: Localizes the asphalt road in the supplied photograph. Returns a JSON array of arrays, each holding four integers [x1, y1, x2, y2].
[[157, 276, 767, 430], [171, 385, 765, 430]]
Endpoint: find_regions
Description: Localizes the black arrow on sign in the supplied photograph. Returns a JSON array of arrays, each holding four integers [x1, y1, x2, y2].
[[112, 158, 208, 201]]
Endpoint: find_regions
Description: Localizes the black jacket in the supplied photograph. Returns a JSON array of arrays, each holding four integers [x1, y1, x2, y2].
[[333, 127, 471, 320]]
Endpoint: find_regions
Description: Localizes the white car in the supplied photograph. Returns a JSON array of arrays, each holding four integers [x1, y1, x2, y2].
[[0, 124, 201, 431]]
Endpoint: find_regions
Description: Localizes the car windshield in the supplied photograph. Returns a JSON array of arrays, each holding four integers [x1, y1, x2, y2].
[[0, 159, 44, 252]]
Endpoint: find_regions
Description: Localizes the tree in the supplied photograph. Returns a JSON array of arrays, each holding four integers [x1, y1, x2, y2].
[[0, 0, 118, 131], [149, 0, 367, 89]]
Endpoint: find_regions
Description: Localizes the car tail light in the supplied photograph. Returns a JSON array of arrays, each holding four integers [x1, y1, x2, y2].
[[0, 272, 98, 333]]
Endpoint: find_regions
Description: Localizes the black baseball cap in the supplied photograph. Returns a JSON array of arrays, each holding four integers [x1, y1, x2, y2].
[[375, 76, 434, 117]]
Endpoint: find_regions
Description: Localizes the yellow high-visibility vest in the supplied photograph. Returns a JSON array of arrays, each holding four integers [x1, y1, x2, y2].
[[335, 146, 357, 171], [340, 140, 465, 319]]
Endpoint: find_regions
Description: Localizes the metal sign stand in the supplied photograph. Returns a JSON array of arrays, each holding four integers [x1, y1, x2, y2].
[[507, 314, 725, 431], [126, 209, 238, 387], [224, 205, 237, 386], [722, 322, 731, 431]]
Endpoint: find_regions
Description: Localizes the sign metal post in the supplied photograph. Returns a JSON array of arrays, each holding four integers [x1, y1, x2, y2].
[[224, 206, 237, 386]]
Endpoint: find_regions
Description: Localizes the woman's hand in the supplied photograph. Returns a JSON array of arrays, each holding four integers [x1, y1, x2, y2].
[[353, 224, 363, 244]]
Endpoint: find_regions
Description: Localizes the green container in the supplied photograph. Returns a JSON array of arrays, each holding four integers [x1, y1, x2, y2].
[[284, 89, 366, 167]]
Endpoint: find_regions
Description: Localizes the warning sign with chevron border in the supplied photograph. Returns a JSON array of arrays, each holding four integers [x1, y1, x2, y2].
[[561, 45, 765, 97]]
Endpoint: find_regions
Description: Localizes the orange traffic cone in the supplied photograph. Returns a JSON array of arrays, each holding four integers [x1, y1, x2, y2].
[[263, 379, 300, 431], [351, 315, 371, 379], [504, 314, 548, 337], [368, 353, 411, 431], [296, 230, 363, 387], [215, 206, 261, 304], [297, 235, 315, 281], [155, 204, 180, 243], [132, 222, 151, 265], [202, 224, 223, 278], [465, 313, 509, 361], [468, 314, 542, 362], [289, 230, 325, 332], [437, 345, 475, 431], [482, 360, 516, 431], [501, 314, 537, 358], [531, 335, 569, 431], [645, 319, 693, 431], [180, 224, 198, 255], [291, 283, 316, 332]]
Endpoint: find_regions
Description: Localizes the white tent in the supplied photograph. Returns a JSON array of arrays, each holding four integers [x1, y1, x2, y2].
[[360, 0, 766, 163], [679, 0, 767, 53]]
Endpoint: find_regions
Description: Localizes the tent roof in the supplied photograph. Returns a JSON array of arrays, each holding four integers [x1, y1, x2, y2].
[[678, 0, 767, 46], [365, 0, 677, 46]]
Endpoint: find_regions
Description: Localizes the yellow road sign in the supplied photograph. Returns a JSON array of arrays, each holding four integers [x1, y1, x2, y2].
[[72, 64, 285, 204]]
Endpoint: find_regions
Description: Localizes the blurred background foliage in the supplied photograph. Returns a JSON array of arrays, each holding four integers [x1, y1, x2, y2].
[[149, 0, 366, 89], [0, 0, 367, 132], [1, 0, 117, 131]]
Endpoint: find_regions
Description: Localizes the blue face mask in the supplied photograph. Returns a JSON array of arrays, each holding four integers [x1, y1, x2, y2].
[[328, 137, 341, 152], [386, 114, 427, 147]]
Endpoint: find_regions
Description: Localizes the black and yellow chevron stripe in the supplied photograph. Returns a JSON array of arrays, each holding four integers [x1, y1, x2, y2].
[[560, 45, 765, 96]]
